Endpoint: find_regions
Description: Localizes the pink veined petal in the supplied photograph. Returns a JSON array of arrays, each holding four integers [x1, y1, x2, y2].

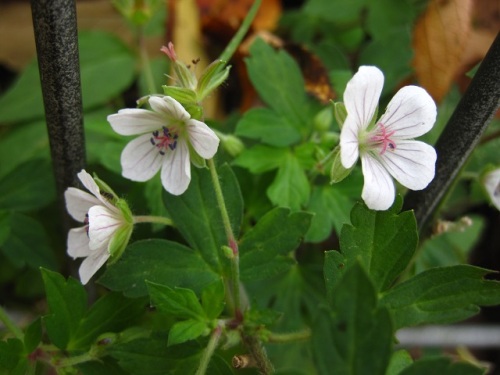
[[187, 119, 220, 159], [107, 108, 165, 136], [360, 154, 396, 211], [67, 227, 91, 258], [88, 205, 123, 251], [149, 96, 190, 123], [121, 134, 164, 182], [484, 169, 500, 210], [78, 248, 110, 285], [343, 66, 384, 133], [64, 188, 101, 222], [339, 117, 360, 169], [379, 86, 437, 139], [161, 139, 191, 195], [378, 140, 436, 190]]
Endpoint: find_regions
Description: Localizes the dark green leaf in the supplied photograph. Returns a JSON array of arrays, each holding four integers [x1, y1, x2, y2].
[[168, 320, 208, 347], [328, 197, 417, 292], [0, 338, 24, 373], [0, 159, 55, 211], [235, 108, 301, 147], [162, 164, 243, 272], [0, 210, 10, 246], [23, 318, 42, 353], [380, 265, 500, 329], [147, 282, 206, 320], [304, 0, 366, 24], [365, 0, 416, 40], [78, 357, 130, 375], [99, 239, 219, 298], [201, 279, 226, 319], [267, 153, 310, 210], [41, 269, 87, 349], [386, 350, 413, 375], [239, 208, 312, 281], [2, 213, 57, 270], [400, 357, 485, 375], [312, 262, 393, 375], [233, 145, 288, 173]]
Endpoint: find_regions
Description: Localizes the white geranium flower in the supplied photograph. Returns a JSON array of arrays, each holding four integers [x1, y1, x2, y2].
[[107, 96, 220, 195], [65, 170, 132, 284], [483, 168, 500, 211], [340, 66, 437, 210]]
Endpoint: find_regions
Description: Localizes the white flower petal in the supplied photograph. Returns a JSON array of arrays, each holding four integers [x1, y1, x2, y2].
[[78, 249, 110, 285], [187, 119, 220, 159], [360, 154, 396, 211], [161, 139, 191, 195], [121, 133, 164, 182], [379, 86, 437, 139], [340, 119, 360, 169], [108, 108, 165, 136], [75, 169, 116, 210], [379, 140, 436, 190], [67, 227, 91, 258], [343, 66, 384, 133], [64, 188, 100, 222], [149, 96, 190, 123], [484, 169, 500, 211], [88, 205, 123, 251]]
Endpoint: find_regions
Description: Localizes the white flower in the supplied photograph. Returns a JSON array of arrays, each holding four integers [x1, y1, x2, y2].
[[65, 170, 132, 284], [107, 96, 220, 195], [483, 168, 500, 211], [340, 66, 437, 211]]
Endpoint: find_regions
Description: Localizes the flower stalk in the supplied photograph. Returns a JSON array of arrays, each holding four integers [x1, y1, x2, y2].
[[195, 325, 222, 375]]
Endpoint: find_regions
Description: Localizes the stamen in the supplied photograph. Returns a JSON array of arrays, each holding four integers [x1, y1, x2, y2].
[[369, 123, 397, 155], [150, 126, 179, 155]]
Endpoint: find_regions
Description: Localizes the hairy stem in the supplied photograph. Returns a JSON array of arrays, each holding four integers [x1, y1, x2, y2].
[[195, 325, 222, 375], [133, 215, 174, 226], [241, 334, 275, 375]]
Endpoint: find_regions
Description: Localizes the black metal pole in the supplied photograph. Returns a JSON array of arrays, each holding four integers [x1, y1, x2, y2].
[[403, 33, 500, 232], [30, 0, 86, 208]]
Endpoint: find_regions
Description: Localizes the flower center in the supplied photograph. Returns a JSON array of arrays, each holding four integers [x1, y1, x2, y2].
[[368, 123, 396, 155], [150, 127, 179, 155]]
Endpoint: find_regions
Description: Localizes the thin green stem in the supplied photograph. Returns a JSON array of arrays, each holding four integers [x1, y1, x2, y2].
[[54, 351, 95, 368], [138, 26, 156, 95], [218, 0, 262, 64], [0, 305, 23, 340], [195, 325, 222, 375], [133, 215, 174, 226], [266, 328, 311, 344]]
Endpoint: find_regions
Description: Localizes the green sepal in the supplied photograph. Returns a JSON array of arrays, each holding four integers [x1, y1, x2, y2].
[[162, 86, 197, 105], [107, 223, 133, 263], [188, 143, 206, 168], [184, 103, 204, 121], [330, 146, 353, 183], [333, 101, 347, 129], [196, 60, 230, 101], [115, 198, 134, 224], [93, 174, 119, 204], [172, 61, 197, 90]]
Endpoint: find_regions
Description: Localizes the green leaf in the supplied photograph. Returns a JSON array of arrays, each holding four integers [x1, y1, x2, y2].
[[239, 208, 312, 281], [0, 210, 10, 246], [1, 213, 57, 269], [201, 279, 226, 319], [235, 108, 301, 147], [0, 338, 26, 374], [99, 239, 219, 298], [365, 0, 416, 40], [386, 350, 413, 375], [400, 357, 485, 375], [246, 38, 309, 129], [71, 292, 146, 350], [168, 320, 208, 347], [41, 269, 87, 349], [267, 153, 310, 211], [23, 318, 42, 353], [380, 265, 500, 329], [327, 197, 417, 292], [147, 282, 207, 320], [233, 145, 288, 173], [0, 159, 55, 211], [312, 262, 393, 375], [304, 0, 366, 24], [162, 164, 243, 272], [305, 185, 352, 242]]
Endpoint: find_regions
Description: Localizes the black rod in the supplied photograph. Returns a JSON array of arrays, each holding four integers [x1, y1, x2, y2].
[[403, 33, 500, 231]]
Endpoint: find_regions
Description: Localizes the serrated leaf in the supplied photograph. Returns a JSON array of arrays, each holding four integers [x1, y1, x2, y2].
[[235, 108, 301, 147], [267, 153, 310, 211], [99, 239, 219, 298], [168, 320, 208, 347], [327, 197, 417, 292], [41, 269, 87, 349], [2, 213, 57, 270], [380, 265, 500, 329], [147, 282, 206, 320], [246, 38, 309, 130], [162, 164, 242, 273], [233, 145, 288, 173], [239, 208, 312, 281], [313, 262, 393, 375], [400, 357, 485, 375]]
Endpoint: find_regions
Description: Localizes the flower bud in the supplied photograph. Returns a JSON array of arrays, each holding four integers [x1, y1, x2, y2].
[[333, 101, 347, 129], [313, 106, 333, 133]]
